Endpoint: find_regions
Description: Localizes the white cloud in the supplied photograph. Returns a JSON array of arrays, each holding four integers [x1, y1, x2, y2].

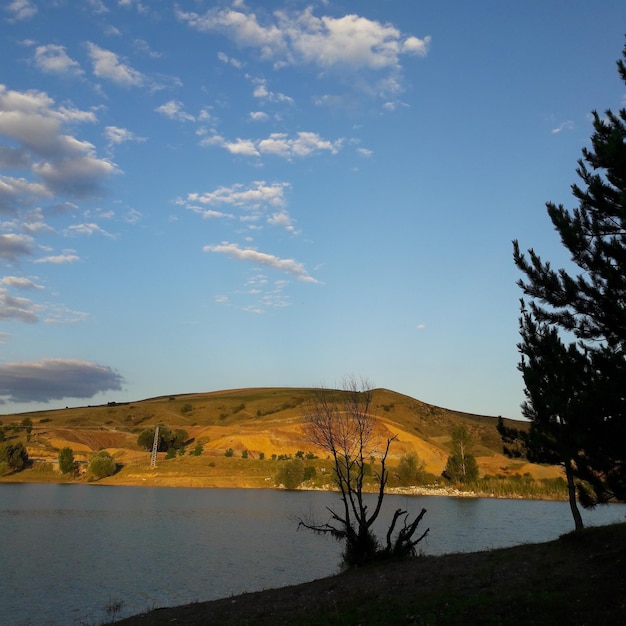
[[267, 211, 296, 233], [203, 242, 318, 283], [203, 131, 342, 159], [5, 0, 37, 21], [357, 147, 373, 157], [34, 253, 80, 264], [0, 276, 43, 289], [188, 181, 288, 208], [217, 51, 243, 69], [156, 100, 196, 122], [64, 222, 114, 238], [250, 77, 294, 104], [551, 120, 574, 134], [225, 138, 261, 156], [249, 111, 269, 122], [178, 5, 430, 74], [34, 44, 83, 76], [0, 358, 124, 403], [185, 181, 298, 232], [105, 125, 146, 145], [86, 42, 144, 86]]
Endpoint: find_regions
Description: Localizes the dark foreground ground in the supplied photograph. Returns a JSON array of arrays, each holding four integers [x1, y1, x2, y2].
[[110, 522, 625, 626]]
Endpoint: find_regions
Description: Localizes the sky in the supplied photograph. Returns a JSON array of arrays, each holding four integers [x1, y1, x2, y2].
[[1, 0, 625, 419]]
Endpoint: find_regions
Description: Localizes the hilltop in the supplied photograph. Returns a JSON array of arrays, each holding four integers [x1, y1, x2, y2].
[[1, 387, 564, 494]]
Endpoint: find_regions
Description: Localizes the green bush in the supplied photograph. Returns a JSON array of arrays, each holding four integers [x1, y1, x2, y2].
[[58, 447, 75, 474], [443, 453, 479, 484], [0, 442, 28, 471], [137, 425, 189, 452], [396, 452, 430, 486], [88, 451, 116, 479], [225, 448, 234, 457], [276, 458, 305, 489], [241, 449, 248, 459]]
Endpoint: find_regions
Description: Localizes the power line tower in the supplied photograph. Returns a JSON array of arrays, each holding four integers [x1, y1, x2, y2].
[[150, 425, 160, 468]]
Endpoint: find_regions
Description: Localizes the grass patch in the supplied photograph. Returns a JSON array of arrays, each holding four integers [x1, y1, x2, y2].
[[109, 522, 626, 625]]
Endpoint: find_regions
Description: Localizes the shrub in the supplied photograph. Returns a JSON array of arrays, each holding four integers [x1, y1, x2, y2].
[[225, 448, 234, 457], [181, 403, 192, 414], [241, 449, 248, 459], [192, 442, 203, 456], [0, 441, 28, 471], [396, 452, 430, 486], [276, 458, 305, 489], [137, 425, 188, 452], [58, 447, 75, 474], [88, 451, 116, 479]]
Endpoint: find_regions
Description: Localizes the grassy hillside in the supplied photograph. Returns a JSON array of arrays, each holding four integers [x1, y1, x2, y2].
[[109, 521, 626, 625], [0, 387, 564, 492]]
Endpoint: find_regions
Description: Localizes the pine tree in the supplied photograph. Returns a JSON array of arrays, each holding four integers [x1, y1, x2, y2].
[[509, 40, 626, 512]]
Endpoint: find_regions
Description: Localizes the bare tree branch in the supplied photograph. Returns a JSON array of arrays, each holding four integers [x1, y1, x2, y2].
[[297, 378, 428, 567]]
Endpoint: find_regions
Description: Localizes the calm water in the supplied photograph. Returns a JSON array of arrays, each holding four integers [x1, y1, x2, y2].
[[1, 484, 625, 626]]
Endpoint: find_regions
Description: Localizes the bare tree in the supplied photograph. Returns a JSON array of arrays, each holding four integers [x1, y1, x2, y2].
[[297, 377, 429, 567]]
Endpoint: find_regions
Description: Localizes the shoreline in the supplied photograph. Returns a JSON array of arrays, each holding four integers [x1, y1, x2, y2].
[[0, 471, 568, 502]]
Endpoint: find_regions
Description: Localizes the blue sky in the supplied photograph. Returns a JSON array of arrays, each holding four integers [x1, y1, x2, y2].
[[1, 1, 625, 418]]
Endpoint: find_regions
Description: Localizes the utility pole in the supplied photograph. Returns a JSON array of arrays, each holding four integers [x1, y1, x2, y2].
[[150, 425, 160, 468]]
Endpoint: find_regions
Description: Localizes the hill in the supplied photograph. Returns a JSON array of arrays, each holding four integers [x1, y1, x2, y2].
[[0, 387, 564, 493], [109, 522, 626, 625]]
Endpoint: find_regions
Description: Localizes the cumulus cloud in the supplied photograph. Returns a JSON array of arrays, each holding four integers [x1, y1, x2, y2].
[[0, 85, 117, 202], [204, 242, 318, 283], [34, 253, 80, 264], [217, 51, 243, 68], [104, 126, 146, 146], [64, 222, 114, 238], [203, 131, 342, 159], [86, 42, 144, 86], [0, 289, 39, 322], [185, 181, 298, 232], [0, 233, 34, 261], [249, 111, 269, 122], [5, 0, 37, 21], [0, 276, 43, 289], [33, 44, 83, 76], [0, 175, 50, 214], [155, 100, 195, 122], [0, 358, 124, 403], [188, 181, 287, 208], [250, 77, 294, 104], [177, 5, 430, 75]]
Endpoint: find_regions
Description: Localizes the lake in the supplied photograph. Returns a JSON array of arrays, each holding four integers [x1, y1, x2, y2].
[[2, 484, 625, 625]]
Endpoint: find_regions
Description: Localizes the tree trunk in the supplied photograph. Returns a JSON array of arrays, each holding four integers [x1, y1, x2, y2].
[[566, 461, 584, 531]]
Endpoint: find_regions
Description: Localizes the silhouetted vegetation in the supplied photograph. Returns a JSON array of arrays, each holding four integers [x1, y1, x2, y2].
[[504, 41, 626, 527], [297, 378, 429, 568]]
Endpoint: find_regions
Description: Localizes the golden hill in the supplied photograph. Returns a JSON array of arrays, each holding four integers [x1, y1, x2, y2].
[[1, 387, 563, 490]]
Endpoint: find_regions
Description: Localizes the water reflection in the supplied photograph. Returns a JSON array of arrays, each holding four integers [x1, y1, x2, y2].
[[1, 484, 624, 625]]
